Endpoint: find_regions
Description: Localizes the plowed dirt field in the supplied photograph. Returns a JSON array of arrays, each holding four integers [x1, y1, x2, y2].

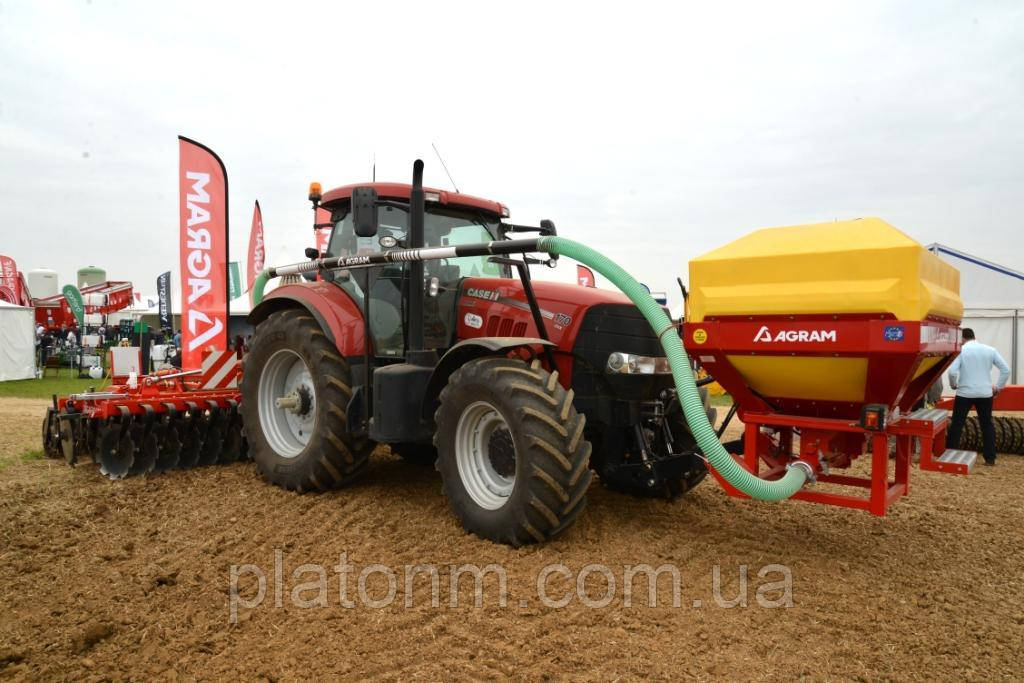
[[1, 397, 1022, 680]]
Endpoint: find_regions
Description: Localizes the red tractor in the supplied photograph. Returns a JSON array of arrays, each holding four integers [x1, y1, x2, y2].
[[242, 162, 713, 545]]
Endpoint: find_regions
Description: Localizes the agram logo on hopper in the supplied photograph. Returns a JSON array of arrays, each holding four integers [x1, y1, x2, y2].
[[753, 326, 837, 343]]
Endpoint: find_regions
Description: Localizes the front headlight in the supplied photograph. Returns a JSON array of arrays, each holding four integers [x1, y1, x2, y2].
[[606, 352, 672, 375]]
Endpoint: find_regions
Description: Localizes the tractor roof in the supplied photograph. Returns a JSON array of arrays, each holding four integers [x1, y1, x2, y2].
[[320, 182, 509, 218]]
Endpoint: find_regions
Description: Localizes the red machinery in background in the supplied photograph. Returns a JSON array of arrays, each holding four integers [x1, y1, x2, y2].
[[34, 280, 135, 331], [936, 386, 1024, 412]]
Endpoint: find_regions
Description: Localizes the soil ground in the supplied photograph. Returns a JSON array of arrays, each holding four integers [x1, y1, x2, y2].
[[1, 396, 1022, 680]]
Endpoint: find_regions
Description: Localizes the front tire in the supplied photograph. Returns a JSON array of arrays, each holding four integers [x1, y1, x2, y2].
[[434, 357, 593, 546], [241, 309, 373, 492]]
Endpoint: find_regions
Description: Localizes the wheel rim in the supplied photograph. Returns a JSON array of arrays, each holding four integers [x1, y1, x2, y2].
[[455, 400, 516, 510], [258, 349, 316, 458]]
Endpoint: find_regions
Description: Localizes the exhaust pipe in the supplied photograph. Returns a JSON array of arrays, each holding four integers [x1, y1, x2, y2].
[[408, 160, 426, 353]]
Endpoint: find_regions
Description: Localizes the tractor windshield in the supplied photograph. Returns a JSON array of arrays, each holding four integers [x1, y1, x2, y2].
[[325, 203, 510, 355]]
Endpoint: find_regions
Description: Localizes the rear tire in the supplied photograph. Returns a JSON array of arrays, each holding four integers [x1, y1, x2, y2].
[[241, 309, 373, 492], [434, 357, 593, 546]]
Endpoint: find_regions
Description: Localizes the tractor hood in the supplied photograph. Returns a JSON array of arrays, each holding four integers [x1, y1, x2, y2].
[[455, 277, 641, 353]]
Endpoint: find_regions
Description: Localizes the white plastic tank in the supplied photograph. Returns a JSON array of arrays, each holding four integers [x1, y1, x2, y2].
[[27, 268, 59, 299]]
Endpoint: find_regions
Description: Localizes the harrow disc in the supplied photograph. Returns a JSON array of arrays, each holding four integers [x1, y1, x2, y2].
[[60, 416, 79, 465], [219, 409, 244, 464], [100, 420, 135, 479], [196, 410, 224, 466], [129, 425, 158, 476], [42, 409, 62, 459], [153, 417, 182, 472], [177, 413, 203, 469]]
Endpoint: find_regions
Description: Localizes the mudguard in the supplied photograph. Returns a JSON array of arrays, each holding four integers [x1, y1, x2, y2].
[[421, 337, 555, 418], [247, 282, 366, 357]]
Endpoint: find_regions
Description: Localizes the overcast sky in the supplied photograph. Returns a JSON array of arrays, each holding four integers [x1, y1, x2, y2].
[[1, 1, 1022, 312]]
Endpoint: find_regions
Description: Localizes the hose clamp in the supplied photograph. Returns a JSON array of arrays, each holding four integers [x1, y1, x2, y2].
[[655, 323, 677, 341], [786, 460, 816, 485]]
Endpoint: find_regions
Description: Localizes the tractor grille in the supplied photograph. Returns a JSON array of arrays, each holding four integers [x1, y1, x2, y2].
[[486, 315, 527, 337], [571, 304, 674, 410]]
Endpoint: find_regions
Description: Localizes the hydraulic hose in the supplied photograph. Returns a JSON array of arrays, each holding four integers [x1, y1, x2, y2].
[[538, 236, 808, 501]]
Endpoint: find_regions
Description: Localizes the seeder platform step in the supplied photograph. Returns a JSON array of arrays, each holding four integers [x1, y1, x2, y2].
[[927, 448, 977, 474]]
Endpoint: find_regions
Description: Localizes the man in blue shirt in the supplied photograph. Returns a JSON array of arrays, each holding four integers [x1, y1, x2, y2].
[[946, 328, 1011, 465]]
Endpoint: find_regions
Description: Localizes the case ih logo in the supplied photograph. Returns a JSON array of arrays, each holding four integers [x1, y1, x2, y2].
[[753, 326, 837, 343], [467, 288, 500, 301]]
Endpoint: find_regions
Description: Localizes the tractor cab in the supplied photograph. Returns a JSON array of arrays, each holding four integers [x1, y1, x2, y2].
[[316, 183, 512, 357]]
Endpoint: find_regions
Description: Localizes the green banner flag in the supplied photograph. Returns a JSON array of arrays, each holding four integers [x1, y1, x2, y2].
[[228, 261, 241, 300], [62, 284, 85, 327]]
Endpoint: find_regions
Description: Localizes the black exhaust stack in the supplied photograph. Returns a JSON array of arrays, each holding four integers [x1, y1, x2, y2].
[[370, 160, 435, 443], [408, 160, 426, 354]]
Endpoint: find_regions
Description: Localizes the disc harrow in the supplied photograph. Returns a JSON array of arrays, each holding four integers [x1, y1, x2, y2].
[[42, 369, 246, 480]]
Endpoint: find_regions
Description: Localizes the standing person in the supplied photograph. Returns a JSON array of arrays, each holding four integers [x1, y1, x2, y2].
[[39, 330, 53, 370], [946, 328, 1011, 466], [173, 329, 182, 349], [66, 327, 77, 348]]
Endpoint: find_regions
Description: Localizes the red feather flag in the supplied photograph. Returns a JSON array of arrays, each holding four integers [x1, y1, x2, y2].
[[178, 136, 229, 370], [577, 264, 596, 288]]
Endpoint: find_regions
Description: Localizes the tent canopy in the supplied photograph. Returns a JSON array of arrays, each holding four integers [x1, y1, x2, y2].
[[929, 244, 1023, 384], [0, 299, 36, 381]]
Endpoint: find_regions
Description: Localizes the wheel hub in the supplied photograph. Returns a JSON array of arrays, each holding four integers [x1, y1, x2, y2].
[[487, 428, 516, 477], [258, 349, 316, 458], [454, 401, 516, 510], [276, 385, 312, 416]]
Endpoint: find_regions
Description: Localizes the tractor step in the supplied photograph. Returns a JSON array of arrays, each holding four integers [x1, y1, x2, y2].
[[922, 448, 977, 475]]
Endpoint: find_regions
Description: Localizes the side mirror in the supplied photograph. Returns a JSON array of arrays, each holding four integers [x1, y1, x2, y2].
[[304, 247, 320, 259], [352, 187, 379, 237]]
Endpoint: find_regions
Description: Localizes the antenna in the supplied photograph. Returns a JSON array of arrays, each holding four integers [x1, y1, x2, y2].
[[431, 142, 459, 192], [372, 152, 376, 182]]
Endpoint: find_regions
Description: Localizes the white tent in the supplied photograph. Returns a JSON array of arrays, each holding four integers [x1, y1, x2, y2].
[[0, 299, 36, 381], [929, 244, 1024, 384]]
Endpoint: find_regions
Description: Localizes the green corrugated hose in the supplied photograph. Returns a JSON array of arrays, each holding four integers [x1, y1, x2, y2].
[[251, 237, 808, 500], [539, 236, 808, 501], [252, 269, 271, 307]]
